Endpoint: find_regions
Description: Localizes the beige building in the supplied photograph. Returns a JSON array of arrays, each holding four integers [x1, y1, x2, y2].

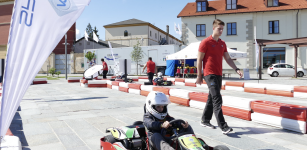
[[178, 0, 307, 72], [104, 19, 183, 47]]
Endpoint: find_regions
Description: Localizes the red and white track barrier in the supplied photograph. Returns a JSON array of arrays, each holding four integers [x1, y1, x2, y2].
[[140, 85, 154, 96], [265, 84, 294, 97], [107, 81, 112, 89], [88, 80, 107, 88], [169, 89, 191, 107], [128, 83, 142, 90], [222, 96, 253, 111], [221, 81, 226, 90], [80, 79, 88, 87], [138, 76, 148, 79], [119, 87, 129, 93], [221, 96, 254, 121], [138, 79, 149, 82], [174, 78, 185, 86], [244, 83, 266, 94], [129, 88, 141, 95], [251, 100, 307, 133], [112, 81, 121, 86], [33, 78, 47, 84], [225, 81, 244, 92], [189, 100, 206, 109], [251, 112, 306, 133], [119, 82, 129, 93], [68, 77, 83, 83], [112, 85, 119, 90], [294, 86, 307, 99], [153, 87, 170, 95], [184, 79, 196, 87], [119, 82, 129, 88]]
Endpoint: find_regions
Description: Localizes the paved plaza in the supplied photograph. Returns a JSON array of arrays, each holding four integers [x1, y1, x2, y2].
[[9, 75, 307, 150]]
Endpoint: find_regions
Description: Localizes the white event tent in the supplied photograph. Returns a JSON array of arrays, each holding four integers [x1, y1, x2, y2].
[[166, 42, 247, 60], [166, 42, 248, 78]]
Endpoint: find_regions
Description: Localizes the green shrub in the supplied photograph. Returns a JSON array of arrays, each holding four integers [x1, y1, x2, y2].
[[55, 71, 61, 77], [49, 67, 56, 76]]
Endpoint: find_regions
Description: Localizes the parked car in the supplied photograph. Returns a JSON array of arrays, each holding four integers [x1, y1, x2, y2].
[[267, 63, 306, 77]]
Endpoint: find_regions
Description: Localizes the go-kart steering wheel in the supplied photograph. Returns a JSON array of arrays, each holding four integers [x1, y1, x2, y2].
[[161, 119, 186, 141]]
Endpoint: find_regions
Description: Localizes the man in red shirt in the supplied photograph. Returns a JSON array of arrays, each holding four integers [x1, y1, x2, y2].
[[196, 19, 243, 135], [101, 58, 108, 79], [142, 57, 156, 83]]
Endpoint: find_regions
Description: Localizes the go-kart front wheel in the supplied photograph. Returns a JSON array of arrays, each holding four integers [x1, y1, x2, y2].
[[213, 145, 230, 150], [104, 135, 117, 144]]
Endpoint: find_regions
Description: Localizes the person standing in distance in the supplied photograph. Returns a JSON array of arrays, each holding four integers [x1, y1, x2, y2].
[[101, 58, 108, 79], [196, 19, 243, 135], [142, 57, 156, 84]]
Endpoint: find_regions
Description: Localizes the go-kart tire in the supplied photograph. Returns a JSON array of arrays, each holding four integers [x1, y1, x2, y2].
[[133, 121, 143, 125], [104, 135, 117, 144], [213, 145, 230, 150]]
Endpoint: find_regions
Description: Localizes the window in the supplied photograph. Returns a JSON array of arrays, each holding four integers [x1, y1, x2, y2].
[[150, 31, 152, 37], [226, 0, 237, 10], [269, 21, 279, 34], [227, 23, 237, 35], [124, 30, 128, 36], [268, 0, 279, 7], [263, 47, 285, 68], [286, 65, 293, 68], [197, 2, 207, 12], [196, 24, 206, 37]]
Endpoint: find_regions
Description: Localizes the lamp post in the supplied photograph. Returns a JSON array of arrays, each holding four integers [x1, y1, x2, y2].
[[62, 34, 70, 80]]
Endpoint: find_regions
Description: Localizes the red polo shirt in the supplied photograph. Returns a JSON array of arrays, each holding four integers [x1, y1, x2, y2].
[[146, 60, 155, 73], [199, 35, 227, 76], [102, 62, 108, 71]]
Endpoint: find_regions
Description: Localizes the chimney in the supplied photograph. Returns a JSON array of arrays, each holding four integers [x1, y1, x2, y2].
[[166, 25, 169, 44]]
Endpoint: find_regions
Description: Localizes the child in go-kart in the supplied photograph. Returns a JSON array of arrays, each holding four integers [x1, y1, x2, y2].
[[143, 91, 194, 150]]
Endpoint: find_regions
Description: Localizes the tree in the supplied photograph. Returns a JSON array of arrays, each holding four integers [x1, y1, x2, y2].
[[93, 26, 99, 39], [85, 51, 96, 68], [130, 39, 144, 75], [86, 23, 93, 38]]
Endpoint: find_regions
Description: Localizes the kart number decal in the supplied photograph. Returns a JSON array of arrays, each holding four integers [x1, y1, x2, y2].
[[178, 135, 204, 150]]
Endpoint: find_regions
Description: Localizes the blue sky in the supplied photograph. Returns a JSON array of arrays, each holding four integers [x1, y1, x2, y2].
[[76, 0, 195, 41]]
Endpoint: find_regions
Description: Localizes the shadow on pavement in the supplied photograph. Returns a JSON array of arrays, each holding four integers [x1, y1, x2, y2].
[[225, 126, 304, 138], [9, 108, 29, 148], [21, 97, 108, 102]]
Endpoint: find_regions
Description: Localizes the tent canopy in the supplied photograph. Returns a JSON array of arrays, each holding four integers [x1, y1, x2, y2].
[[166, 42, 247, 60]]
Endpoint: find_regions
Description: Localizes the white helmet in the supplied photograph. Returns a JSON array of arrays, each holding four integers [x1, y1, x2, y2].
[[146, 91, 171, 120], [157, 72, 163, 77]]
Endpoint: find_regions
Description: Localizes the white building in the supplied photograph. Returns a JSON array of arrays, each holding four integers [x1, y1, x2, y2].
[[178, 0, 307, 72], [103, 19, 183, 47]]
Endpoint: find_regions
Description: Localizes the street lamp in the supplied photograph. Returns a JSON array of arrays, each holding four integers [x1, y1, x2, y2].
[[62, 33, 70, 80]]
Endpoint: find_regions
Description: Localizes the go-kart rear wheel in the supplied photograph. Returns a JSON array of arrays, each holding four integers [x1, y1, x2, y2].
[[104, 135, 117, 144], [213, 145, 230, 150]]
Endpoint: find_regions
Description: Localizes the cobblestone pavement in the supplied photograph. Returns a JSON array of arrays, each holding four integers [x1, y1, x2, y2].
[[10, 77, 307, 150]]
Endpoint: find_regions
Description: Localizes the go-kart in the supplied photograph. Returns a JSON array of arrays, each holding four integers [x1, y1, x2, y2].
[[100, 119, 229, 150], [153, 77, 172, 86]]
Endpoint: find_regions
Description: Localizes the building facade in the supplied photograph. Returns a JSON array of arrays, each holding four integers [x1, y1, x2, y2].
[[0, 0, 14, 59], [104, 19, 183, 47], [178, 0, 307, 71]]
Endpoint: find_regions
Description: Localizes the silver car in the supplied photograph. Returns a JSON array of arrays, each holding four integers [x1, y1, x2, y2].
[[267, 63, 306, 77]]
